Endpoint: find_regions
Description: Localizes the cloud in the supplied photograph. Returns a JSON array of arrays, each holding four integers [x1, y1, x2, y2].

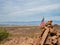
[[45, 16, 60, 21], [0, 0, 60, 22], [10, 3, 60, 16], [1, 0, 60, 16]]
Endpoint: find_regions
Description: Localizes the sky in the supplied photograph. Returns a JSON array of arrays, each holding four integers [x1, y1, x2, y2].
[[0, 0, 60, 23]]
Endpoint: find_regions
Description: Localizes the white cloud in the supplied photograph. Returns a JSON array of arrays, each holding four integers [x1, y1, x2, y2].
[[3, 0, 60, 16], [0, 0, 60, 22], [45, 16, 60, 21], [10, 3, 60, 16]]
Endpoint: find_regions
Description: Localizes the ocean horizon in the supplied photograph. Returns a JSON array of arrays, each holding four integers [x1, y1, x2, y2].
[[0, 21, 60, 26]]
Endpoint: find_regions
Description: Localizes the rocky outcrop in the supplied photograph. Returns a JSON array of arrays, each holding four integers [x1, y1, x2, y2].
[[0, 20, 60, 45]]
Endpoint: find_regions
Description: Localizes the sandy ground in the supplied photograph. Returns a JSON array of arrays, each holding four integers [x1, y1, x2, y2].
[[0, 25, 60, 45]]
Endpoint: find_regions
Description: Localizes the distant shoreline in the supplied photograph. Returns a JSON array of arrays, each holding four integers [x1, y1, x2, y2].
[[0, 21, 60, 26]]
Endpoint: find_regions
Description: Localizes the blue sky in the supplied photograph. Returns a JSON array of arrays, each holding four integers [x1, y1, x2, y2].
[[0, 0, 60, 23]]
